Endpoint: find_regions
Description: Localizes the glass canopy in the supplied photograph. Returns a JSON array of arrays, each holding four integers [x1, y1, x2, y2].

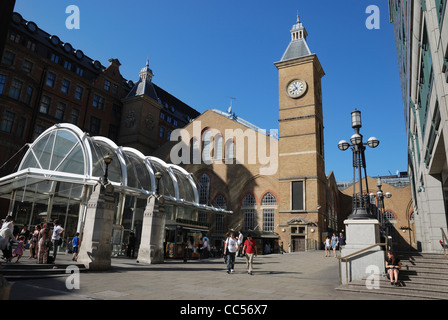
[[0, 123, 230, 213]]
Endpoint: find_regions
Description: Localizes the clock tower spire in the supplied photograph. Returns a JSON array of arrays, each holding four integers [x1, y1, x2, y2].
[[274, 13, 326, 252]]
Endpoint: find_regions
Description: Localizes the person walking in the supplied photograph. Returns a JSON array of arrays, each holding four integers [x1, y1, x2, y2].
[[242, 234, 257, 275], [224, 232, 238, 274], [338, 232, 346, 252], [0, 223, 17, 262], [72, 232, 80, 261], [51, 219, 64, 262], [237, 231, 244, 257], [324, 236, 331, 257], [331, 233, 338, 257], [37, 223, 51, 264], [29, 225, 40, 259]]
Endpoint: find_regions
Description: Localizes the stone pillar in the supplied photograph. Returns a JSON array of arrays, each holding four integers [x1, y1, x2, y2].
[[137, 196, 166, 264], [340, 219, 385, 283], [77, 184, 115, 271]]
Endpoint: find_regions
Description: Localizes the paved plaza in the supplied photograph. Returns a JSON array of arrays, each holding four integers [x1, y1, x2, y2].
[[7, 250, 406, 301]]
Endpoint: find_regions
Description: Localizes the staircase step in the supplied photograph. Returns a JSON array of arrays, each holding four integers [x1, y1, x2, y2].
[[0, 262, 87, 281]]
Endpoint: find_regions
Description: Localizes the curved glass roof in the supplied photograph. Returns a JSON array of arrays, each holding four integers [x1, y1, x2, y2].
[[9, 123, 228, 213]]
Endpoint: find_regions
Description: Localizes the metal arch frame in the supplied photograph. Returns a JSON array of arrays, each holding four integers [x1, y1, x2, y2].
[[121, 146, 156, 195]]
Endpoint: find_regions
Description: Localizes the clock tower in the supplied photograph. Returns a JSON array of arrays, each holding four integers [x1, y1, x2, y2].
[[274, 14, 327, 251]]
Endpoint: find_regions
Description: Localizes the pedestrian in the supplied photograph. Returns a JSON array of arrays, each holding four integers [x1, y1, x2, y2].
[[37, 223, 51, 264], [29, 225, 40, 259], [51, 219, 64, 262], [13, 235, 25, 262], [338, 232, 346, 251], [386, 251, 402, 287], [0, 223, 17, 262], [126, 232, 136, 258], [237, 230, 244, 257], [18, 224, 30, 242], [223, 232, 238, 274], [331, 233, 338, 257], [242, 233, 257, 275], [201, 237, 209, 259], [324, 236, 331, 257], [72, 232, 80, 261]]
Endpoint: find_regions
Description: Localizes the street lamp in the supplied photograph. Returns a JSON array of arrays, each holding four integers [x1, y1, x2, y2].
[[155, 171, 162, 195], [103, 153, 113, 184], [338, 109, 380, 219], [369, 177, 392, 225]]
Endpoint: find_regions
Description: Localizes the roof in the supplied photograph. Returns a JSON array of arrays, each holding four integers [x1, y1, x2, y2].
[[280, 38, 312, 61]]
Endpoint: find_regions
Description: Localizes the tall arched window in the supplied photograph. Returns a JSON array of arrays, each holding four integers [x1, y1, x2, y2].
[[384, 210, 396, 222], [261, 192, 277, 232], [242, 193, 256, 231], [213, 194, 227, 234], [214, 134, 223, 160], [202, 130, 212, 163], [225, 139, 235, 163]]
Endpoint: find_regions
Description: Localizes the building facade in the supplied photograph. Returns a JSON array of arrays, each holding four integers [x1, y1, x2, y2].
[[389, 0, 448, 252]]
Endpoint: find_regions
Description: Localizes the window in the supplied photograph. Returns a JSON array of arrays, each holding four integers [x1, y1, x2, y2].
[[9, 79, 22, 100], [75, 67, 84, 77], [0, 111, 15, 133], [2, 51, 15, 65], [46, 72, 56, 88], [33, 125, 45, 140], [167, 130, 172, 140], [215, 214, 224, 233], [292, 181, 304, 211], [69, 108, 80, 125], [55, 102, 66, 120], [160, 112, 165, 120], [262, 192, 277, 206], [226, 139, 235, 162], [74, 86, 83, 100], [0, 74, 6, 94], [50, 53, 60, 64], [89, 116, 101, 135], [202, 129, 212, 162], [24, 86, 33, 105], [64, 60, 72, 71], [112, 84, 118, 95], [39, 96, 51, 114], [92, 94, 105, 110], [9, 31, 20, 43], [26, 40, 36, 52], [159, 127, 165, 138], [214, 134, 223, 160], [108, 124, 119, 142], [61, 79, 70, 94], [112, 104, 121, 118], [173, 119, 178, 127], [104, 80, 110, 91], [167, 116, 172, 123], [263, 209, 275, 232], [242, 194, 256, 231], [198, 174, 210, 205], [213, 194, 227, 209], [22, 60, 33, 73], [384, 211, 396, 222]]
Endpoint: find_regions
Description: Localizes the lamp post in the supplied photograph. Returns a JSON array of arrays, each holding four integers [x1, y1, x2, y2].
[[155, 171, 162, 195], [338, 109, 379, 219], [369, 177, 392, 225], [103, 154, 113, 184]]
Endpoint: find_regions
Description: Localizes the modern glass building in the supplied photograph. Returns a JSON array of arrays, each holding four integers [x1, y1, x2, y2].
[[0, 123, 229, 256], [389, 0, 448, 252]]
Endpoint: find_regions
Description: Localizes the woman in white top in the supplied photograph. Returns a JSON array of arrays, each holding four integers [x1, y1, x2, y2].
[[324, 236, 331, 257]]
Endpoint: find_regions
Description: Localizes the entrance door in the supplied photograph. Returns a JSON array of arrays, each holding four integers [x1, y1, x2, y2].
[[292, 236, 305, 252]]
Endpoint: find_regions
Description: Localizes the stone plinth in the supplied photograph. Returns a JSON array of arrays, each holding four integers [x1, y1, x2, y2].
[[340, 219, 385, 283], [77, 184, 115, 271], [137, 196, 166, 264]]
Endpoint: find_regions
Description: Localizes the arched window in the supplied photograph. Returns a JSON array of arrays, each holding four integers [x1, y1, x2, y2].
[[384, 210, 396, 222], [242, 193, 256, 231], [262, 192, 277, 206], [225, 139, 235, 163], [214, 134, 223, 160], [261, 192, 276, 232], [202, 130, 212, 163], [213, 194, 227, 209]]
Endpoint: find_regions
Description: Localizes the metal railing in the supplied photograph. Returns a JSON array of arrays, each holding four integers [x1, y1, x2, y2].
[[336, 241, 387, 285], [441, 228, 448, 258]]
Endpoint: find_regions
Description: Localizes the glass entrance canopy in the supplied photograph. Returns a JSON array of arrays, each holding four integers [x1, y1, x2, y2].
[[0, 123, 230, 240]]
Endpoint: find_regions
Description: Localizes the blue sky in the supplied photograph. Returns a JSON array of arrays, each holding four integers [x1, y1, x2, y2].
[[14, 0, 407, 182]]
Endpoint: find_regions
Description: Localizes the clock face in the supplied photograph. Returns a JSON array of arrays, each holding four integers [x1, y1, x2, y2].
[[286, 79, 307, 98]]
